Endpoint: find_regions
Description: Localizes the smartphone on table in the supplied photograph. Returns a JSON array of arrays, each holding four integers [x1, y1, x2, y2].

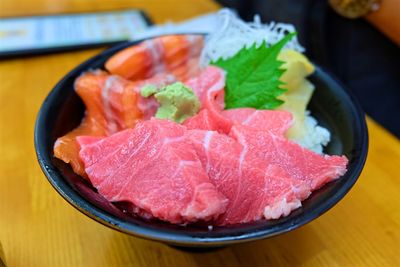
[[0, 10, 152, 58]]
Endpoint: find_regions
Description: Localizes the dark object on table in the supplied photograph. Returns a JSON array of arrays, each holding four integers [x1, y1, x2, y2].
[[34, 34, 367, 248], [217, 0, 400, 138], [0, 241, 6, 267], [0, 10, 152, 59]]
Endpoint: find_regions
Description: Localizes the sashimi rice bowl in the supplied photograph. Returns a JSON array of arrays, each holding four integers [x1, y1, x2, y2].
[[35, 11, 368, 246]]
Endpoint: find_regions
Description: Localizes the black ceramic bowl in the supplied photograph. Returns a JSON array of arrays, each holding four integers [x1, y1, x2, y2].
[[35, 35, 368, 248]]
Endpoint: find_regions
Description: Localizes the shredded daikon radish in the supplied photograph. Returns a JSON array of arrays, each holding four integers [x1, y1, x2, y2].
[[200, 9, 304, 66]]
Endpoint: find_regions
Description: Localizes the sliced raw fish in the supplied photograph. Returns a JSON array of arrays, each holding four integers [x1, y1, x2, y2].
[[183, 66, 232, 133], [54, 70, 109, 177], [222, 108, 293, 136], [230, 125, 348, 190], [54, 71, 173, 177], [187, 130, 311, 225], [185, 106, 294, 137], [105, 35, 203, 81], [78, 118, 228, 224]]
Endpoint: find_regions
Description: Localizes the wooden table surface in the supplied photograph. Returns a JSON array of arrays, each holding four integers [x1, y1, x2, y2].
[[1, 1, 400, 266]]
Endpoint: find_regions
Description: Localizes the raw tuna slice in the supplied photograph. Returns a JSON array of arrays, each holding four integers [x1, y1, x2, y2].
[[78, 118, 228, 224], [54, 71, 175, 177], [222, 108, 294, 136], [187, 130, 311, 225], [183, 109, 219, 132], [184, 66, 232, 133], [185, 107, 294, 137], [230, 125, 348, 191]]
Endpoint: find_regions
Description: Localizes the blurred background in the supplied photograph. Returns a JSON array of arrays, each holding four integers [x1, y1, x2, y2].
[[217, 0, 400, 138], [0, 1, 399, 266]]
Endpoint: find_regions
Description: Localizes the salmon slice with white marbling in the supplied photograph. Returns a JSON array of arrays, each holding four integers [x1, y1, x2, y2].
[[183, 66, 233, 133], [105, 35, 203, 81]]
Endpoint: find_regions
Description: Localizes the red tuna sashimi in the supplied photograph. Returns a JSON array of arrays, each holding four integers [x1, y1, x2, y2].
[[230, 125, 348, 191], [183, 66, 232, 133], [78, 118, 228, 224], [54, 71, 175, 177], [186, 107, 294, 137], [187, 130, 311, 225], [183, 109, 221, 132], [222, 108, 293, 136]]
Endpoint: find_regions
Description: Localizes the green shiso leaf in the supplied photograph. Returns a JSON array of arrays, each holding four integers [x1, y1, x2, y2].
[[211, 32, 295, 110]]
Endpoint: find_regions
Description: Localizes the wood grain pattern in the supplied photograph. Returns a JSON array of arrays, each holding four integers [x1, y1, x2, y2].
[[0, 1, 399, 266]]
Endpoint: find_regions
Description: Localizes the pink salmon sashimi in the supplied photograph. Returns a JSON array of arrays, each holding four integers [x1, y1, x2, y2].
[[187, 130, 311, 225], [183, 66, 232, 133], [78, 118, 228, 224], [105, 35, 203, 81], [53, 70, 111, 177]]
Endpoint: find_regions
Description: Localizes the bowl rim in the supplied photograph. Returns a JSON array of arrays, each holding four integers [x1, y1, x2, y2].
[[34, 35, 368, 246]]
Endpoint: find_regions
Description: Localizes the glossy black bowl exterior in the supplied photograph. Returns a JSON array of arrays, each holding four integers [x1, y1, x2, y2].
[[34, 36, 368, 247]]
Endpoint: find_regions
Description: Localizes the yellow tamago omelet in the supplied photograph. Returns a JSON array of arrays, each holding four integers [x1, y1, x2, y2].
[[278, 50, 330, 153]]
